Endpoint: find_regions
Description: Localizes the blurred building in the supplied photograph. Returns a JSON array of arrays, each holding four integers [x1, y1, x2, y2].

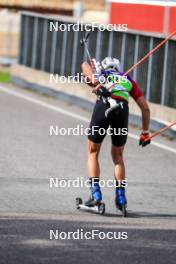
[[0, 0, 105, 12], [108, 0, 176, 34], [0, 9, 19, 64], [0, 0, 106, 63]]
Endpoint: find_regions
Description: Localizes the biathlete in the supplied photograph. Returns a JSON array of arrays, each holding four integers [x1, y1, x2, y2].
[[81, 57, 151, 212]]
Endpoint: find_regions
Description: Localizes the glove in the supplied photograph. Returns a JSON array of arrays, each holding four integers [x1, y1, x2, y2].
[[139, 132, 151, 147]]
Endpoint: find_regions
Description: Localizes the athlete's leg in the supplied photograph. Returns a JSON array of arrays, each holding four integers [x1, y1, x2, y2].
[[111, 144, 127, 208], [86, 100, 109, 205], [87, 100, 109, 178], [87, 139, 101, 178], [111, 145, 125, 181], [109, 101, 128, 182], [85, 140, 102, 206]]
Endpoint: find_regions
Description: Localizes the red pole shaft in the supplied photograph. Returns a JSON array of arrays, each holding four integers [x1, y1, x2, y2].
[[147, 120, 176, 141], [125, 30, 176, 75]]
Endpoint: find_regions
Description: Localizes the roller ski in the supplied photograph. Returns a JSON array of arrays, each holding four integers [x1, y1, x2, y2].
[[76, 179, 105, 215], [115, 187, 127, 217]]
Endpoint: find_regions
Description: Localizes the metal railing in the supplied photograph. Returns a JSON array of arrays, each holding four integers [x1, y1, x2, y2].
[[19, 12, 176, 108]]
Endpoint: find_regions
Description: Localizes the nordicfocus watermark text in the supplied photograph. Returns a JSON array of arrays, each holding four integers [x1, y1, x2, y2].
[[50, 177, 127, 189], [49, 73, 128, 85], [50, 21, 128, 32], [50, 229, 128, 240], [49, 125, 128, 136]]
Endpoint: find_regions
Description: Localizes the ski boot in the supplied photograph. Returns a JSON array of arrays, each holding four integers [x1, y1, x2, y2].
[[76, 179, 105, 214], [85, 180, 102, 207], [115, 187, 127, 217]]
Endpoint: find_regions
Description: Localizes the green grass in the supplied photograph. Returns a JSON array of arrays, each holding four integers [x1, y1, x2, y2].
[[0, 71, 11, 83]]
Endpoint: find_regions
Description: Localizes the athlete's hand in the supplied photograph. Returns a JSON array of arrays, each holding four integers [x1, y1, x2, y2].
[[89, 59, 95, 69], [139, 132, 151, 147]]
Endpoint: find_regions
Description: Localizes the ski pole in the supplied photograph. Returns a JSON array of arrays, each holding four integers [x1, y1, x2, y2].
[[145, 119, 176, 142], [125, 30, 176, 76], [80, 31, 100, 82], [95, 30, 176, 92], [80, 32, 92, 65]]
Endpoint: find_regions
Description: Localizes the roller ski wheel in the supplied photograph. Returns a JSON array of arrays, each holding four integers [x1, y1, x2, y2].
[[116, 204, 127, 217], [98, 203, 105, 215], [121, 205, 127, 217], [76, 197, 83, 209], [75, 197, 105, 215]]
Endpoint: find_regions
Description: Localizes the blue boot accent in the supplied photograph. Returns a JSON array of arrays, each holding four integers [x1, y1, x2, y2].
[[91, 182, 102, 202], [115, 188, 127, 207]]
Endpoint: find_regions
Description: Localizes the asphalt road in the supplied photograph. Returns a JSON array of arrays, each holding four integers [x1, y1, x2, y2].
[[0, 85, 176, 264]]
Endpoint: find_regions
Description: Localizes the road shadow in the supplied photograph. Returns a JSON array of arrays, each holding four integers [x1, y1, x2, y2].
[[126, 211, 176, 219], [0, 216, 176, 264], [103, 211, 176, 219]]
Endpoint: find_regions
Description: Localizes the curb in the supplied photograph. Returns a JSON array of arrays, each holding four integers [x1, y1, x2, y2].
[[12, 76, 176, 138]]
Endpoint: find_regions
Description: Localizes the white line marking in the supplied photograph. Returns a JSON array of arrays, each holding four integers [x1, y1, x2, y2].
[[1, 86, 176, 154]]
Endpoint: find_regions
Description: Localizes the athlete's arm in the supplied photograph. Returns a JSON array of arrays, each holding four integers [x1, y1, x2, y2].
[[129, 79, 150, 131], [81, 62, 99, 86], [130, 78, 151, 146], [136, 96, 150, 131], [137, 96, 151, 147]]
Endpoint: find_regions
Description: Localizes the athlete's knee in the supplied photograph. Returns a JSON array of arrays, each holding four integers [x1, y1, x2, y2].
[[111, 145, 124, 164], [87, 140, 101, 158]]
